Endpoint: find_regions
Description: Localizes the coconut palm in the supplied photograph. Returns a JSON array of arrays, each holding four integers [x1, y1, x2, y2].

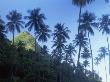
[[81, 47, 91, 60], [52, 23, 70, 82], [36, 25, 51, 43], [79, 11, 97, 73], [94, 57, 101, 75], [98, 47, 108, 82], [64, 43, 76, 64], [83, 60, 90, 75], [98, 14, 110, 75], [105, 0, 109, 2], [6, 10, 24, 45], [73, 32, 88, 66], [0, 16, 6, 54], [41, 45, 49, 55], [72, 0, 95, 33], [0, 16, 6, 42], [25, 8, 47, 52], [52, 23, 70, 62], [83, 60, 90, 69]]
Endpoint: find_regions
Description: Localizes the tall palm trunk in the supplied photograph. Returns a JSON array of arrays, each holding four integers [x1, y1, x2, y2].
[[88, 33, 94, 75], [77, 45, 81, 67], [66, 53, 68, 63], [78, 6, 82, 34], [34, 31, 37, 53], [97, 65, 99, 75], [104, 56, 107, 82], [107, 37, 110, 75], [12, 29, 14, 45]]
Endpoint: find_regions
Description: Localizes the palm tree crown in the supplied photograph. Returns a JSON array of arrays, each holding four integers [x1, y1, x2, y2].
[[81, 47, 91, 59], [73, 32, 88, 47], [53, 23, 70, 42], [72, 0, 94, 7], [36, 25, 51, 42], [52, 23, 70, 62], [79, 11, 96, 35], [6, 10, 24, 44], [98, 47, 108, 59], [99, 14, 110, 35], [25, 8, 46, 32], [0, 17, 6, 41], [6, 10, 24, 33], [64, 43, 76, 63]]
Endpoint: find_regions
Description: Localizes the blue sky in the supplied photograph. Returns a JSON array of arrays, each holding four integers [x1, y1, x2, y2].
[[1, 0, 110, 82]]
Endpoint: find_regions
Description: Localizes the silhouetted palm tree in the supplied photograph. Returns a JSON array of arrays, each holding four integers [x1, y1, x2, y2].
[[0, 16, 5, 42], [81, 47, 91, 60], [6, 10, 24, 45], [72, 0, 95, 33], [64, 43, 76, 64], [0, 16, 6, 53], [36, 25, 51, 42], [98, 47, 108, 82], [25, 8, 47, 52], [94, 57, 101, 75], [52, 23, 70, 82], [105, 0, 109, 2], [83, 60, 90, 70], [52, 23, 70, 62], [98, 14, 110, 75], [73, 32, 88, 66], [41, 45, 49, 55], [79, 11, 97, 73]]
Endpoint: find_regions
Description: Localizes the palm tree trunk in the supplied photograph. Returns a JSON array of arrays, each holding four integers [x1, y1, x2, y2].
[[34, 33, 37, 53], [66, 53, 68, 63], [78, 5, 82, 34], [97, 65, 99, 75], [12, 29, 14, 45], [88, 33, 94, 76], [104, 57, 107, 82], [77, 45, 81, 67], [107, 37, 110, 75]]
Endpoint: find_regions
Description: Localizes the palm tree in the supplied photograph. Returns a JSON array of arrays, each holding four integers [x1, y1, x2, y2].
[[25, 8, 48, 52], [98, 47, 108, 82], [0, 16, 6, 53], [6, 10, 24, 45], [105, 0, 109, 2], [73, 32, 88, 66], [64, 43, 76, 64], [94, 57, 101, 75], [79, 11, 97, 73], [52, 23, 70, 62], [81, 47, 91, 60], [83, 60, 90, 68], [52, 23, 70, 82], [41, 45, 49, 55], [72, 0, 95, 33], [98, 14, 110, 75], [0, 16, 6, 42], [36, 25, 51, 43]]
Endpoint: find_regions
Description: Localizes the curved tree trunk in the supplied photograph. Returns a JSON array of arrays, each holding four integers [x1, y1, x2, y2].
[[12, 29, 14, 45], [77, 45, 81, 67], [97, 65, 99, 75], [107, 37, 110, 76], [88, 33, 94, 77], [104, 57, 107, 82], [78, 6, 82, 34], [77, 6, 82, 67], [34, 32, 37, 53], [35, 38, 37, 53]]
